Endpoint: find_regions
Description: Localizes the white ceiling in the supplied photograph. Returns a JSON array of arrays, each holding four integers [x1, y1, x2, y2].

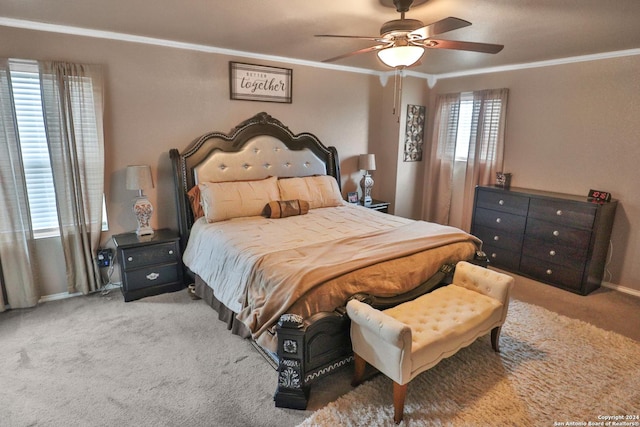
[[1, 0, 640, 76]]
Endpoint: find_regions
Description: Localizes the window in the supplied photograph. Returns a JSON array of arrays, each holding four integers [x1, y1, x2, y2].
[[454, 93, 474, 161], [7, 59, 108, 238]]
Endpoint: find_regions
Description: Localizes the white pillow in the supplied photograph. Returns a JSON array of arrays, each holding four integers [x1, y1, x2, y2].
[[199, 176, 280, 222], [277, 175, 343, 209]]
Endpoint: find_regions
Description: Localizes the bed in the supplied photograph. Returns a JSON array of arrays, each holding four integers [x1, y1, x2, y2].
[[169, 112, 484, 409]]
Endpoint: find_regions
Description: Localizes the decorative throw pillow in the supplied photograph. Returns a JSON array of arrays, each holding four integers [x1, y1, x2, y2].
[[198, 176, 280, 222], [277, 175, 343, 209], [187, 185, 204, 219], [263, 199, 310, 218]]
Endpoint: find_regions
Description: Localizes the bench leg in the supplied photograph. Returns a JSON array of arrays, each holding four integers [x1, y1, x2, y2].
[[393, 382, 407, 424], [491, 326, 502, 352], [352, 353, 367, 387]]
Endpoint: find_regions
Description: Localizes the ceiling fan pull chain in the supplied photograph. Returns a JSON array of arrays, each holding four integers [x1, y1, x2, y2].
[[392, 69, 398, 115], [398, 69, 404, 123]]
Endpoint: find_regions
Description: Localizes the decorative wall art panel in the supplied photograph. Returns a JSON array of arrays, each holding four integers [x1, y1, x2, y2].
[[403, 104, 426, 162]]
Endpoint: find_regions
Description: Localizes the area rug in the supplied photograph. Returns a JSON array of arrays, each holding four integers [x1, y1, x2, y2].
[[298, 300, 640, 426]]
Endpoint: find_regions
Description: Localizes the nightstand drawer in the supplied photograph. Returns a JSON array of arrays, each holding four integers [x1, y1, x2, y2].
[[123, 263, 180, 291], [120, 242, 179, 270]]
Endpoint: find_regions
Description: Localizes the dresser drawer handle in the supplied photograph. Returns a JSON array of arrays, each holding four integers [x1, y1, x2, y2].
[[496, 218, 502, 224], [498, 199, 504, 206], [549, 250, 556, 256], [127, 256, 134, 262], [546, 269, 553, 275], [146, 272, 160, 281], [493, 235, 500, 241], [553, 230, 560, 237], [556, 210, 563, 216], [491, 253, 497, 258], [168, 250, 174, 255]]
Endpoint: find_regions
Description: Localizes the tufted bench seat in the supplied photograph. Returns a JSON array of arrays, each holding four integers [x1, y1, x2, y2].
[[346, 261, 513, 424]]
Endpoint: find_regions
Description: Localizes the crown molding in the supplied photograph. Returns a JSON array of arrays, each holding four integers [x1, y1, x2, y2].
[[2, 17, 638, 85], [0, 17, 378, 76]]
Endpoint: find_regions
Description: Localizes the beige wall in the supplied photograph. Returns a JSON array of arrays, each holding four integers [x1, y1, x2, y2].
[[429, 55, 640, 292], [1, 26, 386, 295], [2, 25, 638, 295]]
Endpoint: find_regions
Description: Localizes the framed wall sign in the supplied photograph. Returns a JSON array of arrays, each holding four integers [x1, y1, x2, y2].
[[229, 62, 293, 103]]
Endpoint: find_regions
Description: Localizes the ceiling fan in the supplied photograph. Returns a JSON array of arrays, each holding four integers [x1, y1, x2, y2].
[[316, 0, 504, 68]]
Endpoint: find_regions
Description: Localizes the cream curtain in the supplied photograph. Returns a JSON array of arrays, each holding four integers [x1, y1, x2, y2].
[[39, 61, 105, 295], [423, 89, 509, 231], [422, 93, 461, 225], [0, 59, 39, 311], [460, 89, 509, 230]]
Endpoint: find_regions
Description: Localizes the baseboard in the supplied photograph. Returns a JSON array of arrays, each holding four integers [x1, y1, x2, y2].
[[39, 291, 82, 303], [602, 281, 640, 298], [38, 282, 123, 303]]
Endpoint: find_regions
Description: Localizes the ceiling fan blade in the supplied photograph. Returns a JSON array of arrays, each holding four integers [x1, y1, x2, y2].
[[315, 34, 385, 42], [321, 44, 389, 63], [421, 39, 504, 54], [409, 17, 472, 39]]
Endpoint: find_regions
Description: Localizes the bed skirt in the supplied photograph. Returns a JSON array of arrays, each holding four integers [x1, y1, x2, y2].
[[194, 274, 252, 339]]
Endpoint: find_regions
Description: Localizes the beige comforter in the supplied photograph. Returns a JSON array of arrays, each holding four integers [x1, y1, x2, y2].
[[237, 221, 479, 351], [183, 204, 480, 352]]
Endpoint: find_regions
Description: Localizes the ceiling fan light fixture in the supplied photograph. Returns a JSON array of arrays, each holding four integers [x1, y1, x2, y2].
[[377, 45, 425, 68]]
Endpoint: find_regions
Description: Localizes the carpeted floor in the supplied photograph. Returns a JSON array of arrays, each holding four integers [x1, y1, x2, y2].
[[299, 299, 640, 426], [0, 289, 312, 427], [1, 279, 639, 427]]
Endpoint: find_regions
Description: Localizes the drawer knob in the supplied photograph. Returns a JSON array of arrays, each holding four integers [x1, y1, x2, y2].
[[546, 269, 553, 275], [556, 210, 563, 216], [146, 272, 160, 281], [498, 199, 504, 205], [127, 256, 133, 262], [496, 218, 502, 224], [493, 235, 500, 241], [549, 250, 556, 256], [491, 253, 497, 258], [168, 250, 174, 255], [553, 230, 560, 237]]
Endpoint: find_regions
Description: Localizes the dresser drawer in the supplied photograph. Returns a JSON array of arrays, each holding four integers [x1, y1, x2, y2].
[[474, 207, 527, 233], [522, 237, 588, 270], [520, 256, 583, 292], [475, 189, 529, 215], [120, 242, 179, 270], [123, 263, 180, 291], [474, 225, 523, 252], [525, 218, 592, 248], [528, 198, 596, 229], [483, 244, 521, 271]]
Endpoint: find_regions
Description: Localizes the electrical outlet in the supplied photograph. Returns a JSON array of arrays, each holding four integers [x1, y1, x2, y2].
[[97, 248, 113, 268]]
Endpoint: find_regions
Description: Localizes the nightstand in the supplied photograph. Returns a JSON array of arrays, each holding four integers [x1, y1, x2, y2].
[[360, 199, 390, 213], [112, 229, 184, 302]]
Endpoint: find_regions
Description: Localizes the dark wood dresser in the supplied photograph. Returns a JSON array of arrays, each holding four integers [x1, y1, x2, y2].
[[112, 229, 184, 302], [471, 186, 617, 295]]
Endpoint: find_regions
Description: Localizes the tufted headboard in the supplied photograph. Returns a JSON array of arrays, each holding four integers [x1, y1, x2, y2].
[[170, 112, 341, 250]]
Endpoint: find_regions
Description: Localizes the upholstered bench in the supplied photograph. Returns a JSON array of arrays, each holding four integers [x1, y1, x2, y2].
[[346, 261, 513, 424]]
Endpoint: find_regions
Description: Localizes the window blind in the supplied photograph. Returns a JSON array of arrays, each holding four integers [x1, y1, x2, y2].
[[9, 60, 59, 234]]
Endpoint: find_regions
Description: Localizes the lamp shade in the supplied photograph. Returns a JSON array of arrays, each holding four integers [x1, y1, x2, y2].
[[377, 45, 425, 68], [358, 154, 376, 171], [126, 165, 153, 190]]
